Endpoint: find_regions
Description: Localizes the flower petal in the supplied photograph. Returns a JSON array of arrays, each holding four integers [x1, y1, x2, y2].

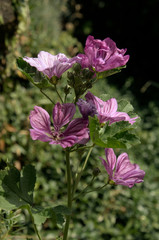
[[24, 51, 75, 78], [77, 99, 97, 119], [85, 91, 105, 113], [23, 51, 57, 78], [56, 136, 78, 148], [62, 118, 89, 144], [30, 129, 52, 142], [113, 152, 145, 187], [29, 106, 52, 134], [77, 35, 129, 72], [54, 53, 76, 78], [53, 103, 76, 131], [105, 148, 116, 171]]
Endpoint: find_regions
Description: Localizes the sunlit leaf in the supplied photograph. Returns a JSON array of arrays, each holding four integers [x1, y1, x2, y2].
[[96, 65, 126, 79], [89, 117, 140, 149]]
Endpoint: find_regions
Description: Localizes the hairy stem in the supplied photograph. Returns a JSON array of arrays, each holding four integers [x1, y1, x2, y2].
[[54, 85, 64, 103], [40, 89, 55, 104], [73, 176, 95, 201], [27, 207, 42, 240], [72, 147, 93, 198], [63, 149, 72, 240], [73, 182, 108, 201]]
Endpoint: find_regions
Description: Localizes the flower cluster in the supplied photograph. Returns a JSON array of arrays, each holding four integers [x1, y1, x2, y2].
[[24, 35, 145, 188], [23, 35, 129, 79]]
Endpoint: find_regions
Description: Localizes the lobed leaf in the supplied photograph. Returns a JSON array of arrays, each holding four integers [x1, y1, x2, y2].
[[32, 205, 71, 226], [89, 116, 140, 149], [0, 165, 36, 210]]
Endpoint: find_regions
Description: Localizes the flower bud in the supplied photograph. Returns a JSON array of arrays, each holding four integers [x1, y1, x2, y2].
[[67, 72, 74, 81], [49, 76, 59, 85], [73, 63, 81, 73], [93, 167, 101, 177], [64, 85, 71, 95]]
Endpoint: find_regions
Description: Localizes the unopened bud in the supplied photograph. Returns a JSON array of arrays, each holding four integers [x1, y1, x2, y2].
[[49, 76, 59, 85], [64, 85, 71, 95], [67, 72, 74, 81], [108, 179, 116, 186], [93, 167, 101, 177], [73, 63, 81, 72]]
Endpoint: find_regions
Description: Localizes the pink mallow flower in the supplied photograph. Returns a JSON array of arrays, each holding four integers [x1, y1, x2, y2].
[[76, 35, 129, 72], [77, 91, 137, 125], [100, 148, 145, 188], [29, 103, 89, 148], [23, 51, 76, 78]]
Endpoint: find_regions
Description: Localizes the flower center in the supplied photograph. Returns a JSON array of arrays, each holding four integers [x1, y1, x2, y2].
[[51, 129, 61, 141]]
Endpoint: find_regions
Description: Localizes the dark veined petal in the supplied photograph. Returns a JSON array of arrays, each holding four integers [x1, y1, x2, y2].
[[29, 106, 52, 134], [53, 103, 76, 131], [55, 136, 78, 148], [77, 99, 97, 119], [105, 148, 117, 171], [62, 118, 89, 144], [30, 129, 52, 142]]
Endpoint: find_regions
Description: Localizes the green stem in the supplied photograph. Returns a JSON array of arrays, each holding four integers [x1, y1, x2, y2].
[[40, 89, 55, 104], [55, 85, 64, 103], [73, 183, 108, 201], [85, 183, 108, 194], [64, 93, 67, 103], [72, 147, 93, 198], [70, 144, 94, 153], [73, 176, 95, 201], [27, 207, 42, 240], [63, 149, 72, 240]]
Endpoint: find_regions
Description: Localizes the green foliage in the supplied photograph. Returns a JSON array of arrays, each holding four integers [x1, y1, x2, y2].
[[0, 1, 159, 238], [0, 164, 71, 236], [96, 65, 126, 79], [0, 77, 159, 239], [0, 165, 35, 209], [89, 116, 140, 149]]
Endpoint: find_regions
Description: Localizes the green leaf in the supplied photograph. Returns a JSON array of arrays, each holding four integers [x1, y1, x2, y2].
[[20, 165, 36, 204], [0, 165, 36, 210], [96, 65, 126, 79], [103, 121, 134, 139], [17, 57, 52, 89], [89, 116, 140, 149], [99, 94, 112, 102], [118, 99, 134, 113], [89, 116, 105, 146], [32, 205, 71, 226], [53, 205, 71, 215]]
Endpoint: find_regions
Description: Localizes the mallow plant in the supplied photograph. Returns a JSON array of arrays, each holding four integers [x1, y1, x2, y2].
[[0, 35, 145, 239]]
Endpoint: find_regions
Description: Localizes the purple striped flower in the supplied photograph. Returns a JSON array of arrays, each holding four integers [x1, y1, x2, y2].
[[29, 103, 89, 148], [100, 148, 145, 188], [76, 35, 129, 72], [77, 91, 137, 125], [23, 51, 76, 79]]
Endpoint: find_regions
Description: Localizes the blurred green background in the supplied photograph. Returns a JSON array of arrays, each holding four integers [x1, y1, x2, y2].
[[0, 0, 159, 239]]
